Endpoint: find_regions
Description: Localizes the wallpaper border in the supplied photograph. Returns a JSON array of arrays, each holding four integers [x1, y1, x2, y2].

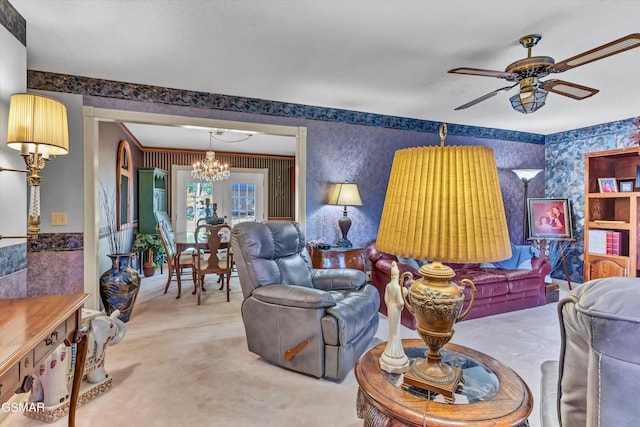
[[27, 70, 547, 144], [0, 0, 26, 45]]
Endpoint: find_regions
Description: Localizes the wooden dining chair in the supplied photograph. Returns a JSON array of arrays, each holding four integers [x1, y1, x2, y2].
[[157, 220, 195, 299], [192, 223, 233, 305]]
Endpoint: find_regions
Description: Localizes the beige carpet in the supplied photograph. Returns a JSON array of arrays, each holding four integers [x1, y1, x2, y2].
[[1, 272, 567, 427]]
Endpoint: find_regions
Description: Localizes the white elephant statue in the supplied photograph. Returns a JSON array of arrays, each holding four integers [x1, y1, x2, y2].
[[85, 309, 127, 383], [28, 344, 70, 407], [28, 310, 126, 408]]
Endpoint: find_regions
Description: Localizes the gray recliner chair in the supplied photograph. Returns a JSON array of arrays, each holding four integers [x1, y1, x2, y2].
[[540, 277, 640, 427], [230, 221, 380, 381]]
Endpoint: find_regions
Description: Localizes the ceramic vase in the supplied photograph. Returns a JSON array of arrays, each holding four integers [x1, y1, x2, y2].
[[99, 253, 140, 323]]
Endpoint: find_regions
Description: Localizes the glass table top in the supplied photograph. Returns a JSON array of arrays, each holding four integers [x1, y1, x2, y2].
[[381, 346, 499, 404]]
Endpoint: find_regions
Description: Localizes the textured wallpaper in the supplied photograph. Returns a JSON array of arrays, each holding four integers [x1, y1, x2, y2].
[[545, 118, 639, 283]]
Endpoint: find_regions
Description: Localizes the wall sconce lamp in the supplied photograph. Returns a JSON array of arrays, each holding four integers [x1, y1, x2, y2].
[[512, 168, 543, 243], [377, 124, 512, 401], [0, 93, 69, 239], [327, 182, 362, 248]]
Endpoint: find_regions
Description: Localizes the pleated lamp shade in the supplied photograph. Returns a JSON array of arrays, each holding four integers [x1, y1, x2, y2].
[[7, 93, 69, 155], [377, 143, 512, 263]]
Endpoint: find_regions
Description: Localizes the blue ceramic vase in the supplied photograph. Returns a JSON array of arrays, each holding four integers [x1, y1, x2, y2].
[[99, 253, 140, 323]]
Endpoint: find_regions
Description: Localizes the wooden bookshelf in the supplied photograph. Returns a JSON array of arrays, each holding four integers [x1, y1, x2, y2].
[[584, 147, 640, 281]]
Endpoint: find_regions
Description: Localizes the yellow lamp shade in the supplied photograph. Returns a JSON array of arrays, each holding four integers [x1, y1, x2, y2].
[[7, 93, 69, 156], [377, 143, 511, 263]]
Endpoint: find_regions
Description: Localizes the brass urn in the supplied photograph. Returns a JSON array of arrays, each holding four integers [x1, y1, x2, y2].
[[400, 261, 476, 401]]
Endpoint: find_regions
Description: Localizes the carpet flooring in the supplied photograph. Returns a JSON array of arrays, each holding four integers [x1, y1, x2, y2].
[[1, 272, 567, 427]]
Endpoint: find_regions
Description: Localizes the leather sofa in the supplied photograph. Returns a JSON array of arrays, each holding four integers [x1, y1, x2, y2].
[[231, 221, 380, 381], [367, 243, 551, 329], [540, 277, 640, 427]]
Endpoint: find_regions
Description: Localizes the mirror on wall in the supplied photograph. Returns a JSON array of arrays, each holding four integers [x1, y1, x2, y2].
[[117, 140, 133, 230]]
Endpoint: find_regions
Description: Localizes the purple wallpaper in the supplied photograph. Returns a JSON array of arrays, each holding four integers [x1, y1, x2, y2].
[[6, 70, 637, 296]]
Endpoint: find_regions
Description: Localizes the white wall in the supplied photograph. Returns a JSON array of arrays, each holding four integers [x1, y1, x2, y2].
[[32, 90, 84, 233], [0, 24, 27, 248]]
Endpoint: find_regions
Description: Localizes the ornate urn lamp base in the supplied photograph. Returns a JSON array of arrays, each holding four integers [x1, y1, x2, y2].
[[400, 261, 476, 402]]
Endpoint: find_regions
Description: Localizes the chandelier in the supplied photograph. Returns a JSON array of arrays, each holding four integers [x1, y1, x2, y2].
[[192, 132, 230, 182]]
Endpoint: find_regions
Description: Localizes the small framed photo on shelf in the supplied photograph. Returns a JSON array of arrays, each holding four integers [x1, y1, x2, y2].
[[619, 180, 635, 192], [598, 177, 618, 193]]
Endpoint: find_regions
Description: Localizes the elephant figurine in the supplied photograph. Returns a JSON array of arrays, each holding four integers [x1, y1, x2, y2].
[[28, 310, 126, 408], [28, 344, 70, 407], [85, 309, 126, 383]]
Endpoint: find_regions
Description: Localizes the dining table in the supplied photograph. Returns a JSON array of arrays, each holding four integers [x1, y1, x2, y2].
[[175, 230, 231, 252]]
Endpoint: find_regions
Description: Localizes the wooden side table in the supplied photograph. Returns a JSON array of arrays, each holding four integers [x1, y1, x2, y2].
[[355, 339, 532, 427], [307, 245, 365, 271], [0, 293, 89, 427]]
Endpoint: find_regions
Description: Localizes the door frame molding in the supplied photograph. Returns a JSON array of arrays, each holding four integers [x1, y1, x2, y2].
[[83, 106, 306, 309]]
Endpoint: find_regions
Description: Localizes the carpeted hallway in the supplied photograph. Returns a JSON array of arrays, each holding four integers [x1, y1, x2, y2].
[[2, 272, 566, 427]]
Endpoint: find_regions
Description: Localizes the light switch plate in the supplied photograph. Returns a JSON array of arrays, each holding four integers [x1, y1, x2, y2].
[[51, 212, 68, 226]]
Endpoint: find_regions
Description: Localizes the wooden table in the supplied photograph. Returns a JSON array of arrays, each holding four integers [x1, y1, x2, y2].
[[0, 293, 89, 427], [175, 231, 197, 254], [175, 231, 229, 253], [307, 245, 365, 271], [355, 339, 532, 427]]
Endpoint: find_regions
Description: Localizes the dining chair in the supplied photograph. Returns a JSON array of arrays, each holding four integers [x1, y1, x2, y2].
[[192, 223, 233, 305], [157, 220, 195, 299]]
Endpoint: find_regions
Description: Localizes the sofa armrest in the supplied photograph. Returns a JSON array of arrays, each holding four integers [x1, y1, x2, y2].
[[252, 284, 336, 309], [540, 360, 560, 427], [366, 243, 397, 264], [532, 253, 552, 277], [375, 259, 420, 283], [311, 268, 366, 291]]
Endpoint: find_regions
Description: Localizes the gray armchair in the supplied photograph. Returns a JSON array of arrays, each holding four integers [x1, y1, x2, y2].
[[230, 221, 380, 380], [540, 277, 640, 426]]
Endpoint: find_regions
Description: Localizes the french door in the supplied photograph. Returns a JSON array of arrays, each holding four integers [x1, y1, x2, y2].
[[172, 166, 268, 233]]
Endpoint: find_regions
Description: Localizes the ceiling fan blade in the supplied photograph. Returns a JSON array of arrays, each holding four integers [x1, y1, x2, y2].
[[454, 84, 517, 110], [448, 67, 516, 80], [553, 33, 640, 71], [541, 79, 599, 100]]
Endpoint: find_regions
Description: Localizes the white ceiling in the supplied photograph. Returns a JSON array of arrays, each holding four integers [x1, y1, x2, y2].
[[121, 123, 297, 156], [11, 0, 640, 151]]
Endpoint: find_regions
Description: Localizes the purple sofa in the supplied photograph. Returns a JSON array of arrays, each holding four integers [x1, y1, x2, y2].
[[367, 243, 552, 329]]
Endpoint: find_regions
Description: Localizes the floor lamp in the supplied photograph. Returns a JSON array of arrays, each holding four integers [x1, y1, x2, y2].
[[512, 169, 543, 244]]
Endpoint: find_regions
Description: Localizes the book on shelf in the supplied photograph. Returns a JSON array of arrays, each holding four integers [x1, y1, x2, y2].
[[588, 229, 622, 256]]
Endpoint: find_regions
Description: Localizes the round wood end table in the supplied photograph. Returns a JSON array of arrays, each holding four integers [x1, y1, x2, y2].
[[354, 339, 532, 427]]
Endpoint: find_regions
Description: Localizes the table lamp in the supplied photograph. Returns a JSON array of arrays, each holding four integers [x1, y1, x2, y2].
[[327, 182, 362, 247], [376, 124, 511, 401]]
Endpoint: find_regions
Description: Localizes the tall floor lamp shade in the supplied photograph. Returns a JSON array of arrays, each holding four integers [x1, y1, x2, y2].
[[327, 182, 362, 248], [512, 169, 543, 244], [376, 124, 511, 400]]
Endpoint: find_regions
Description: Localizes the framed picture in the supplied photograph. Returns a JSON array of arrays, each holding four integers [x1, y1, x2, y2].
[[619, 180, 634, 192], [598, 177, 618, 193], [528, 198, 573, 239]]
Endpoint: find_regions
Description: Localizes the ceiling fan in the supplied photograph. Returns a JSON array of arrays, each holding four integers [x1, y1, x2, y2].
[[448, 33, 640, 113]]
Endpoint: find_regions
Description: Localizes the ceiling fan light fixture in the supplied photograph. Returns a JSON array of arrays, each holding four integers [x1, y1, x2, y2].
[[510, 88, 547, 114]]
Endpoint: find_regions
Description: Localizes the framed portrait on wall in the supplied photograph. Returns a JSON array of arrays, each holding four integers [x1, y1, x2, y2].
[[528, 198, 573, 239]]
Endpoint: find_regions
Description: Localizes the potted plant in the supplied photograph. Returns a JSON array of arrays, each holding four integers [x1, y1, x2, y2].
[[132, 232, 165, 277]]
